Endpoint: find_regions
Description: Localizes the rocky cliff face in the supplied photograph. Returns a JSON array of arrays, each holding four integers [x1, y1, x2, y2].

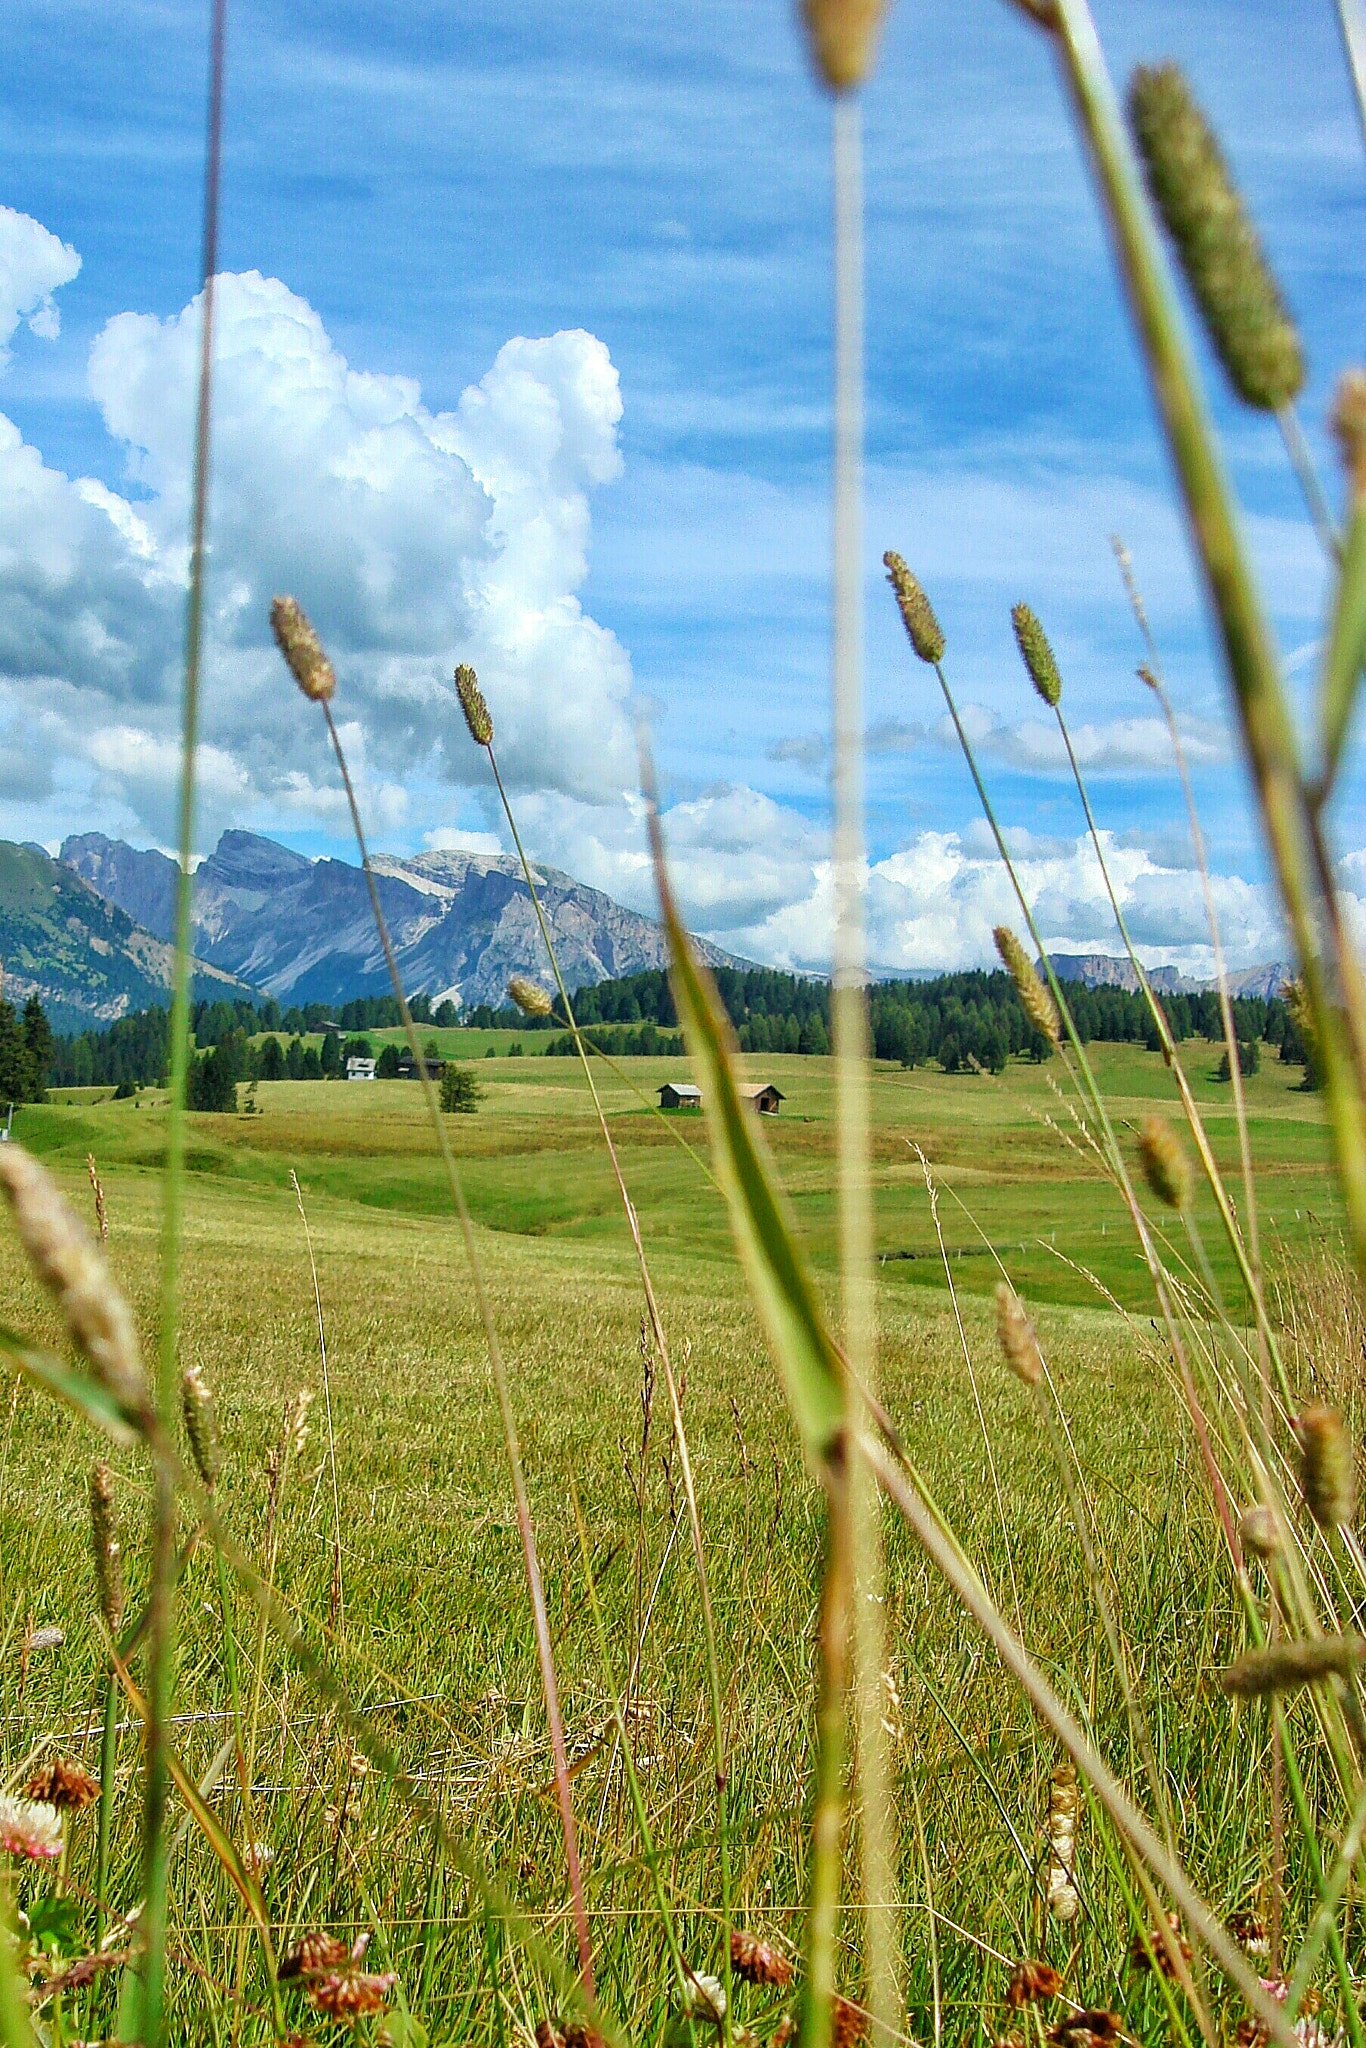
[[1045, 951, 1293, 999], [62, 830, 741, 1008], [0, 840, 254, 1033]]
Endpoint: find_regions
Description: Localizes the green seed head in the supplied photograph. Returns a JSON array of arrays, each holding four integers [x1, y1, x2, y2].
[[1222, 1632, 1366, 1696], [1239, 1504, 1280, 1558], [454, 664, 494, 747], [1332, 370, 1366, 501], [1298, 1403, 1355, 1530], [1138, 1114, 1192, 1211], [994, 926, 1060, 1046], [1128, 61, 1305, 412], [271, 596, 336, 703], [1011, 604, 1062, 708], [181, 1364, 221, 1487], [89, 1460, 124, 1633], [883, 552, 945, 665]]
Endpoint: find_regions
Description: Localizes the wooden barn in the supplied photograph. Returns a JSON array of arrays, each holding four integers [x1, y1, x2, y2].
[[657, 1082, 703, 1110], [740, 1082, 785, 1115]]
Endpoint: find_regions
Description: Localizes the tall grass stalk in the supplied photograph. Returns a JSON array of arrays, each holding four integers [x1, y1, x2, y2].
[[144, 3, 227, 2035], [474, 723, 731, 2030], [306, 685, 595, 1995], [291, 1170, 344, 1633], [829, 93, 896, 2048]]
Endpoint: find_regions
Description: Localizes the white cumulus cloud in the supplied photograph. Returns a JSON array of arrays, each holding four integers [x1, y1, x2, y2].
[[0, 205, 80, 364]]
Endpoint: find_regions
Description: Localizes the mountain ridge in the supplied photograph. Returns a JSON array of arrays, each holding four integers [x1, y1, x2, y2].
[[62, 829, 747, 1010]]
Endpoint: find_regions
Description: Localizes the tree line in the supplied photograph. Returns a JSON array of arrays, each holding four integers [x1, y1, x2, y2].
[[45, 964, 1316, 1101]]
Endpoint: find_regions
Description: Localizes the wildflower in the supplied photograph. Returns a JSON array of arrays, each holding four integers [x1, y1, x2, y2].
[[1046, 1760, 1079, 1922], [1129, 1911, 1192, 1978], [994, 927, 1061, 1047], [508, 976, 554, 1018], [884, 551, 945, 665], [1138, 1115, 1192, 1212], [308, 1970, 396, 2021], [1049, 2015, 1122, 2048], [1007, 1961, 1062, 2008], [0, 1143, 146, 1415], [1011, 603, 1062, 707], [0, 1793, 62, 1860], [798, 0, 889, 92], [1221, 1633, 1366, 1696], [730, 1930, 794, 1990], [996, 1283, 1045, 1388], [181, 1364, 220, 1486], [1298, 1404, 1355, 1529], [246, 1841, 274, 1875], [1128, 62, 1304, 411], [772, 2019, 797, 2048], [26, 1758, 100, 1810], [536, 2025, 565, 2048], [564, 2023, 609, 2048], [90, 1461, 124, 1633], [1228, 1910, 1270, 1959], [454, 663, 493, 746], [280, 1931, 351, 1979], [1332, 370, 1366, 500], [681, 1974, 727, 2025], [271, 596, 336, 703]]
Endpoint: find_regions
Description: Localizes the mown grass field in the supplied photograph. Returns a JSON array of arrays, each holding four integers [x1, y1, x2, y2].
[[0, 1042, 1344, 2043]]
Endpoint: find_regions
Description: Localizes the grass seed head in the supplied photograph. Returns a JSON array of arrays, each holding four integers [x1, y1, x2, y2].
[[1007, 1962, 1062, 2008], [1221, 1631, 1365, 1696], [271, 596, 336, 703], [536, 2025, 565, 2048], [1127, 62, 1304, 411], [1046, 1760, 1079, 1922], [1332, 370, 1366, 499], [0, 1793, 62, 1860], [996, 1283, 1044, 1387], [181, 1364, 221, 1486], [1048, 2015, 1122, 2048], [455, 663, 493, 746], [832, 1998, 868, 2048], [86, 1154, 108, 1241], [1128, 1912, 1192, 1978], [508, 975, 553, 1018], [1138, 1115, 1192, 1211], [307, 1971, 395, 2021], [798, 0, 889, 91], [1010, 603, 1062, 707], [1239, 1504, 1281, 1558], [0, 1144, 146, 1415], [1228, 1909, 1270, 1959], [89, 1460, 123, 1631], [730, 1930, 794, 1991], [884, 551, 945, 665], [1137, 663, 1161, 692], [994, 926, 1060, 1046], [25, 1758, 100, 1810], [1298, 1403, 1355, 1529], [564, 2023, 609, 2048], [280, 1932, 351, 1980]]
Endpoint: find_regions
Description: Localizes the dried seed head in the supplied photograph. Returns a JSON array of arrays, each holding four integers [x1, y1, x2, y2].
[[270, 596, 336, 704], [0, 1144, 146, 1414], [1048, 2014, 1122, 2048], [181, 1364, 221, 1486], [307, 1971, 395, 2021], [564, 2024, 610, 2048], [798, 0, 890, 92], [1046, 1761, 1079, 1923], [26, 1758, 100, 1810], [508, 975, 553, 1018], [1332, 370, 1366, 500], [1136, 663, 1161, 693], [1007, 1962, 1062, 2009], [831, 1998, 868, 2048], [536, 2025, 565, 2048], [730, 1930, 794, 1991], [0, 1793, 62, 1860], [1128, 62, 1304, 411], [884, 551, 945, 665], [1129, 1912, 1192, 1979], [996, 1283, 1044, 1388], [1011, 603, 1062, 708], [280, 1932, 352, 1980], [994, 926, 1060, 1046], [1228, 1909, 1270, 1959], [454, 663, 493, 746], [89, 1460, 123, 1632], [86, 1154, 108, 1242], [1239, 1504, 1281, 1558], [1138, 1115, 1192, 1211], [1221, 1631, 1366, 1696], [1298, 1403, 1355, 1529]]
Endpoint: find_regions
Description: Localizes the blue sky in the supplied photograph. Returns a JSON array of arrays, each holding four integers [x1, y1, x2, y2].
[[0, 0, 1361, 973]]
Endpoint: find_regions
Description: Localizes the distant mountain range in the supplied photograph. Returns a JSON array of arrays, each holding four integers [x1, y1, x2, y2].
[[60, 829, 743, 1012], [0, 841, 255, 1034], [1046, 952, 1293, 1000]]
